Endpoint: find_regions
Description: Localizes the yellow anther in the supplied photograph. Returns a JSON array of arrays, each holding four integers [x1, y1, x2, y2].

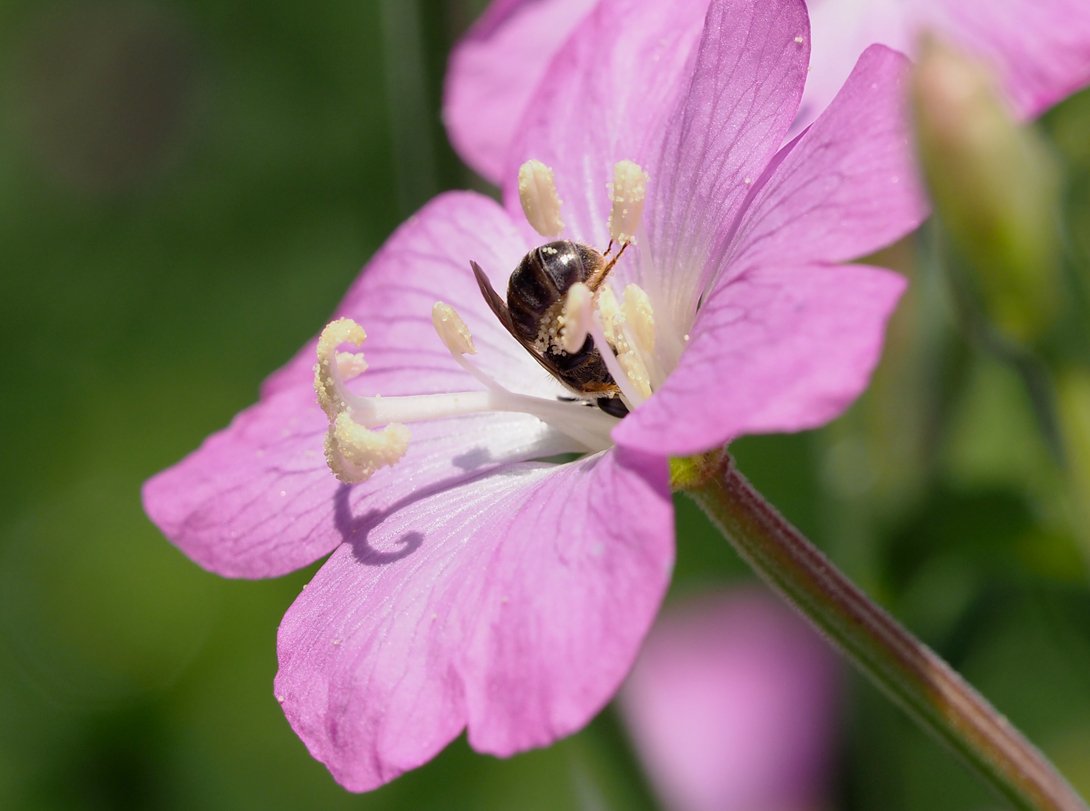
[[314, 318, 366, 419], [618, 350, 652, 399], [432, 301, 476, 356], [622, 283, 656, 353], [335, 351, 368, 380], [324, 412, 410, 484], [596, 285, 623, 346], [518, 159, 565, 238], [596, 283, 652, 399], [560, 282, 593, 353], [608, 160, 649, 245], [314, 317, 411, 483]]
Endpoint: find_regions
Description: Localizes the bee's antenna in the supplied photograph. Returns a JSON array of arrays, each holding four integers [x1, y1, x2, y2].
[[586, 242, 629, 292]]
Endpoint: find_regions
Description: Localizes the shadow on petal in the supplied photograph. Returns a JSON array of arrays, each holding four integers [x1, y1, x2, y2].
[[452, 445, 494, 471], [334, 485, 424, 565], [332, 451, 585, 568]]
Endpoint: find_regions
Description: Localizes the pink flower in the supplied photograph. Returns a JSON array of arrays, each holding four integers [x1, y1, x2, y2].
[[144, 0, 923, 791], [805, 0, 1090, 126], [445, 0, 1090, 184], [443, 0, 598, 183], [621, 589, 842, 811]]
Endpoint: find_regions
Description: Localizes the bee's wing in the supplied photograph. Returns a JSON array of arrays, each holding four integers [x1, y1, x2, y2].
[[471, 260, 569, 382], [471, 261, 517, 333]]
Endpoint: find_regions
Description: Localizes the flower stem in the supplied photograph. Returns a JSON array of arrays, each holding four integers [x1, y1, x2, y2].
[[671, 451, 1088, 811]]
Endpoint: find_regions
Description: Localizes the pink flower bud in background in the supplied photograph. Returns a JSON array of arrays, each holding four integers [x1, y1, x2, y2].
[[621, 589, 842, 811]]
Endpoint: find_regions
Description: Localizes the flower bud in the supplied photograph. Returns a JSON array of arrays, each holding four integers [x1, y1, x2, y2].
[[912, 35, 1061, 344]]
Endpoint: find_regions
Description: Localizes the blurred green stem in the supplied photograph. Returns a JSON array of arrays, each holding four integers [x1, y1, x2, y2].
[[672, 451, 1089, 811], [1057, 370, 1090, 571], [379, 0, 439, 215]]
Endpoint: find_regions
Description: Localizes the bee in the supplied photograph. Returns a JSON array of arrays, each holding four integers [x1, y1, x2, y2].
[[472, 240, 630, 418]]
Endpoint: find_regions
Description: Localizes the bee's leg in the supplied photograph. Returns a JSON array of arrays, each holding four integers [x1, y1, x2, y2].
[[595, 396, 630, 418], [557, 395, 600, 409]]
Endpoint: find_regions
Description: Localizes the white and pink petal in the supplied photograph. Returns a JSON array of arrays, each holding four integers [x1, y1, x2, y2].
[[614, 263, 906, 456], [640, 0, 811, 329], [724, 45, 927, 277], [144, 192, 587, 579], [261, 191, 553, 401], [502, 0, 711, 248], [142, 388, 577, 579], [274, 446, 673, 791], [805, 0, 1090, 127], [802, 0, 913, 129], [917, 0, 1090, 120], [443, 0, 598, 183]]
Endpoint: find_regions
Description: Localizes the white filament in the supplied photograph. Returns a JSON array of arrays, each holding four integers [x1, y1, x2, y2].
[[314, 157, 667, 484]]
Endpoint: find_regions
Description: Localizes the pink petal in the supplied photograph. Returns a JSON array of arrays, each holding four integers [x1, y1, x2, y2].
[[274, 447, 673, 791], [144, 193, 582, 578], [501, 0, 711, 247], [443, 0, 597, 183], [640, 0, 811, 319], [805, 0, 1090, 126], [802, 0, 913, 129], [918, 0, 1090, 120], [726, 45, 928, 275], [143, 390, 577, 579], [620, 589, 842, 811], [261, 191, 544, 400], [143, 385, 343, 578], [614, 263, 906, 456]]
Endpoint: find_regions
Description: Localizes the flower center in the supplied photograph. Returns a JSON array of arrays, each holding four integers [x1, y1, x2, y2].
[[314, 158, 664, 484]]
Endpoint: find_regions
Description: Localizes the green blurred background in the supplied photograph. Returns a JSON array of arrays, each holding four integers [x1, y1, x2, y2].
[[1, 1, 1088, 809]]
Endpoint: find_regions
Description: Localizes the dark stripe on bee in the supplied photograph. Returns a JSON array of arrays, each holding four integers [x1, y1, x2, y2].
[[473, 241, 630, 418], [507, 241, 604, 343]]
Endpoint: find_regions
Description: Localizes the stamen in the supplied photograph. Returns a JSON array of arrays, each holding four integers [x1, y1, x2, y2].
[[518, 159, 565, 238], [618, 349, 652, 400], [426, 300, 618, 446], [432, 302, 476, 356], [311, 305, 623, 478], [587, 316, 640, 407], [433, 300, 508, 393], [624, 282, 666, 389], [585, 288, 642, 406], [314, 318, 410, 484], [597, 286, 623, 344], [622, 283, 656, 354], [335, 351, 368, 380], [325, 412, 410, 484], [560, 282, 593, 353], [608, 160, 649, 245], [315, 317, 367, 419], [310, 157, 667, 482], [598, 286, 652, 401]]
